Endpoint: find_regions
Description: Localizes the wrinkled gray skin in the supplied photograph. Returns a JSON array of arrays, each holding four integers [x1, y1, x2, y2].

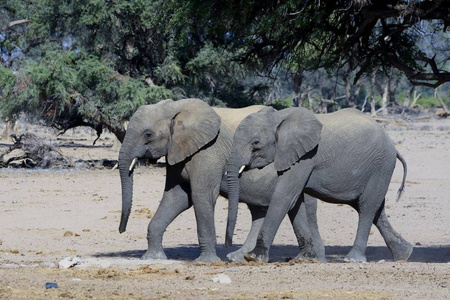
[[119, 99, 325, 263], [220, 166, 325, 262], [227, 107, 413, 263]]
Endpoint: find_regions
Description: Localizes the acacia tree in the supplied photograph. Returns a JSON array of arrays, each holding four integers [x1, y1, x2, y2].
[[0, 0, 263, 139], [184, 0, 449, 88], [1, 0, 449, 137], [0, 52, 172, 142]]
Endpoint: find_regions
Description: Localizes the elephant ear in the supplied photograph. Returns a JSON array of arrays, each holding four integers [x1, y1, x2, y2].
[[156, 98, 174, 106], [274, 108, 322, 172], [167, 99, 221, 165]]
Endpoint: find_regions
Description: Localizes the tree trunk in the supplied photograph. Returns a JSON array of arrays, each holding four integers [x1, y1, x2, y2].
[[1, 120, 14, 141], [403, 86, 415, 107], [292, 70, 303, 107], [370, 71, 377, 115], [389, 73, 401, 106], [381, 80, 389, 116], [410, 91, 421, 107], [435, 89, 449, 113]]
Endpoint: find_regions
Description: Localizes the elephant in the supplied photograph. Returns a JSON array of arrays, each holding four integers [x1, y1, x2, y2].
[[118, 98, 325, 263], [226, 106, 413, 263]]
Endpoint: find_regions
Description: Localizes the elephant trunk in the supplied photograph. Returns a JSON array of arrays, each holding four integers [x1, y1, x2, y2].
[[118, 148, 135, 233], [225, 150, 245, 247]]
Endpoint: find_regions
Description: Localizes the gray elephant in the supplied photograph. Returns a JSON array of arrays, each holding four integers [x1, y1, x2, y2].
[[226, 107, 413, 263], [118, 99, 325, 262]]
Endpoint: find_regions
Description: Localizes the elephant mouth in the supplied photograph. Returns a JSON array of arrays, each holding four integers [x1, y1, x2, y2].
[[127, 157, 161, 173]]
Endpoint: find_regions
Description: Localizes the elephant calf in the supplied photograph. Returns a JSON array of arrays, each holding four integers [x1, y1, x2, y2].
[[226, 107, 413, 263]]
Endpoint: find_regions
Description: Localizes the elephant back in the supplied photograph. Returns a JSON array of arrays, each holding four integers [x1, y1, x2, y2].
[[213, 106, 266, 132]]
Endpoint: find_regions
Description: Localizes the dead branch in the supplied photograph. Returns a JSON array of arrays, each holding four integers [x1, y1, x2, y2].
[[434, 89, 449, 113], [7, 19, 31, 29]]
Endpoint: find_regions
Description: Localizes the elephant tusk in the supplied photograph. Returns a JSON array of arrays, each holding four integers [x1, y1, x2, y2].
[[111, 162, 119, 171], [239, 165, 246, 174], [129, 158, 138, 172]]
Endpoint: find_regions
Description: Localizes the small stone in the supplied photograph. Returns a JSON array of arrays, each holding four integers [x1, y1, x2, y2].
[[211, 273, 232, 284], [58, 256, 81, 269], [377, 259, 386, 263], [71, 278, 82, 282], [42, 261, 56, 268], [45, 282, 58, 289]]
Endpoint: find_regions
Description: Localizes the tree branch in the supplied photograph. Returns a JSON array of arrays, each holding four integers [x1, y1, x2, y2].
[[7, 19, 31, 28]]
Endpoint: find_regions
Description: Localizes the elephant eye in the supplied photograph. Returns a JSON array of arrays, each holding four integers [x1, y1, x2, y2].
[[252, 140, 260, 147], [144, 132, 152, 139]]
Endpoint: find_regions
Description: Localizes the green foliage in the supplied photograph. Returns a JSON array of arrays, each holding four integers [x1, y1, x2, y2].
[[0, 52, 172, 137], [415, 95, 450, 109], [0, 67, 17, 100], [271, 99, 292, 110], [415, 96, 441, 108], [182, 43, 262, 107], [1, 0, 449, 138]]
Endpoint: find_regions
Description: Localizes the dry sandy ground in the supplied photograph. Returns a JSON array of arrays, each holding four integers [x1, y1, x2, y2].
[[0, 115, 449, 299]]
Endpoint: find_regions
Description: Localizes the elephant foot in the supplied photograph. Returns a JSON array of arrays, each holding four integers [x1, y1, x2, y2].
[[141, 249, 167, 260], [244, 250, 269, 263], [295, 251, 323, 263], [391, 241, 413, 261], [192, 252, 221, 263], [344, 249, 367, 263], [226, 250, 247, 263], [297, 242, 327, 262]]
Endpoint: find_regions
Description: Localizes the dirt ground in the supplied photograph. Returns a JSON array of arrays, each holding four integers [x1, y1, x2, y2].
[[0, 114, 449, 299]]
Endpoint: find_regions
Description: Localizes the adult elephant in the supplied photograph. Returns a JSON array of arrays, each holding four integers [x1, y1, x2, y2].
[[226, 107, 413, 263], [118, 99, 325, 262]]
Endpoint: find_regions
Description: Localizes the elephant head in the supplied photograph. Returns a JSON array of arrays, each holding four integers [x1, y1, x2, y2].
[[118, 98, 221, 233], [225, 107, 322, 246]]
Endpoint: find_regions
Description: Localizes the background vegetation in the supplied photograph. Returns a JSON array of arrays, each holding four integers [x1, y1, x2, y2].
[[1, 0, 449, 140]]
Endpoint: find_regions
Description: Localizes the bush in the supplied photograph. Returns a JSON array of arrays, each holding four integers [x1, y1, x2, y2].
[[416, 96, 441, 108], [271, 98, 292, 110]]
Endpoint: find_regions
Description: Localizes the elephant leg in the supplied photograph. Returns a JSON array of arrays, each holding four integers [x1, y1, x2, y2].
[[191, 184, 221, 263], [245, 163, 313, 263], [345, 177, 389, 263], [142, 184, 191, 260], [373, 202, 413, 261], [289, 194, 326, 262], [304, 194, 326, 262], [344, 207, 372, 263], [227, 204, 266, 263]]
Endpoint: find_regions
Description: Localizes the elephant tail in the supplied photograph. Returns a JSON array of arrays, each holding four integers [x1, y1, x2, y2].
[[396, 152, 407, 202]]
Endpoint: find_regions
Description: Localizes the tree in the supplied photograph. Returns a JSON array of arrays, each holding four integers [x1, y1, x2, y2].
[[188, 0, 449, 88], [0, 52, 171, 142], [1, 0, 450, 137], [1, 0, 266, 136]]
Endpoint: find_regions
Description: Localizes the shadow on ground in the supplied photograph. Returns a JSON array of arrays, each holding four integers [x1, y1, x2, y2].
[[93, 244, 450, 263]]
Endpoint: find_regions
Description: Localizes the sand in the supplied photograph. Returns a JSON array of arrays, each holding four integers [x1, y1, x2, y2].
[[0, 114, 449, 299]]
